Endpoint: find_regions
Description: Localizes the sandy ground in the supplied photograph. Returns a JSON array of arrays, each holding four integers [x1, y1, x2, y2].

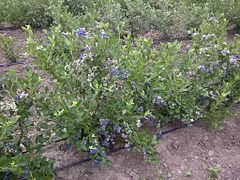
[[1, 29, 240, 180]]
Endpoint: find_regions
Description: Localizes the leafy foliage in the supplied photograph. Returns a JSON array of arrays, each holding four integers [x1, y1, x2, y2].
[[0, 0, 240, 35], [0, 34, 19, 63], [0, 3, 240, 180], [0, 69, 54, 179], [0, 0, 52, 28]]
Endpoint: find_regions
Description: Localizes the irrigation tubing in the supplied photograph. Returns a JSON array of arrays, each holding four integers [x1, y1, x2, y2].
[[0, 61, 29, 68], [54, 121, 197, 173], [0, 26, 22, 31]]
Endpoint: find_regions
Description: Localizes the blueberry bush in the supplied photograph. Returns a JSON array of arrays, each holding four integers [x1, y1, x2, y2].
[[0, 13, 239, 178], [0, 0, 52, 28]]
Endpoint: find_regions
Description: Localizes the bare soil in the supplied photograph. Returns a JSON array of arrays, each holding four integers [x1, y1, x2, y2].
[[1, 29, 240, 180]]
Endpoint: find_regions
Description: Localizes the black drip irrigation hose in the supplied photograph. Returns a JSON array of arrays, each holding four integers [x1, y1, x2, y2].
[[0, 61, 29, 68], [153, 29, 240, 44], [54, 145, 128, 172], [54, 157, 92, 172], [0, 26, 22, 31], [161, 121, 196, 135], [54, 121, 197, 173]]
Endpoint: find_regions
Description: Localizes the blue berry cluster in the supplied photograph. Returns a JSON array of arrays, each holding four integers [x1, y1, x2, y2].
[[155, 95, 165, 107], [75, 28, 88, 37], [221, 49, 230, 56], [121, 71, 129, 80], [229, 55, 239, 66], [111, 66, 119, 76], [15, 92, 28, 101], [99, 118, 109, 130], [113, 124, 121, 133], [3, 170, 12, 180], [198, 65, 207, 73], [98, 33, 107, 38]]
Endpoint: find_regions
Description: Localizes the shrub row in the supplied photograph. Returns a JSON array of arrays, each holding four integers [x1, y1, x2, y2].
[[0, 14, 239, 178], [0, 0, 240, 34]]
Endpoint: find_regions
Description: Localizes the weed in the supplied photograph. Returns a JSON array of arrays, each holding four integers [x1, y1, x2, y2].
[[0, 34, 19, 63], [208, 165, 220, 179], [185, 169, 193, 177]]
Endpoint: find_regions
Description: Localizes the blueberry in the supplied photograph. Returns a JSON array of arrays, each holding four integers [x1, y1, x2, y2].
[[121, 71, 128, 80], [198, 65, 207, 73], [138, 106, 144, 112], [3, 170, 12, 180], [113, 124, 121, 133], [98, 33, 106, 38], [111, 67, 119, 76], [90, 148, 98, 154], [16, 95, 21, 100], [66, 144, 72, 151], [99, 118, 109, 130], [221, 49, 230, 56], [156, 130, 162, 139], [230, 56, 238, 65], [3, 176, 9, 180], [103, 140, 109, 147], [155, 95, 164, 106], [201, 35, 207, 41]]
